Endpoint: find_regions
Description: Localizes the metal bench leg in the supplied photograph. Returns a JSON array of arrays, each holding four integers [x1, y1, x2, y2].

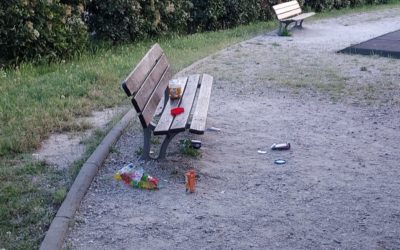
[[278, 21, 291, 35], [278, 22, 283, 35], [296, 20, 304, 29], [141, 127, 152, 161], [158, 133, 178, 160]]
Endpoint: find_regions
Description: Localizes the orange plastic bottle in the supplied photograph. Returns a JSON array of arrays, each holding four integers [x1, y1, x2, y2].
[[185, 170, 196, 193]]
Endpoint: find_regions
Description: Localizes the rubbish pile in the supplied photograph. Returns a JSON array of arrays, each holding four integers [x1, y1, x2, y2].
[[114, 163, 159, 190], [258, 142, 291, 165]]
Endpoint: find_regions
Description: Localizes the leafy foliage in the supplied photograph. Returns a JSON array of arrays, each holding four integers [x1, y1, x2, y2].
[[85, 0, 144, 42], [0, 0, 392, 67], [86, 0, 191, 42], [0, 0, 88, 67], [306, 0, 389, 11]]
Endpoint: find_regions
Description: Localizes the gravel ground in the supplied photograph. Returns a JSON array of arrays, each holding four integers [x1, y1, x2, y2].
[[64, 9, 400, 250]]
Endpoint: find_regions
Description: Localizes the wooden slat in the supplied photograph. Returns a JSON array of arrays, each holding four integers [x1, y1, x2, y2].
[[273, 1, 298, 11], [169, 74, 201, 133], [153, 77, 188, 135], [189, 74, 213, 134], [277, 9, 302, 20], [139, 67, 172, 128], [274, 4, 300, 15], [121, 44, 163, 96], [289, 12, 315, 21], [132, 55, 169, 113]]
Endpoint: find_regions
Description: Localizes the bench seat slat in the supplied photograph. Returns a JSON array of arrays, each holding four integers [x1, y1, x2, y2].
[[122, 44, 163, 96], [153, 77, 188, 135], [283, 12, 315, 21], [169, 74, 200, 133], [277, 9, 302, 20], [189, 74, 213, 134], [132, 55, 169, 113], [139, 67, 172, 128]]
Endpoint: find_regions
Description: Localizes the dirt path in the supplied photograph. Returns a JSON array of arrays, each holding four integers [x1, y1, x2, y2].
[[64, 9, 400, 249]]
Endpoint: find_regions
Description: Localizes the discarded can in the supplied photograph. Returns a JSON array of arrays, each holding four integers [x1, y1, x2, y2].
[[191, 140, 202, 149], [207, 127, 221, 132], [274, 159, 286, 165], [271, 143, 291, 150], [185, 169, 196, 193]]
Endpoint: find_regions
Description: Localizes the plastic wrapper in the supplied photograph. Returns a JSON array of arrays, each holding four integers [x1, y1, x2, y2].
[[114, 163, 159, 190]]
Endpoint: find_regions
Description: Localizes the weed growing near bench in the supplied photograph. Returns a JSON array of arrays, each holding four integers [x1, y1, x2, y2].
[[180, 139, 200, 158], [280, 27, 292, 37]]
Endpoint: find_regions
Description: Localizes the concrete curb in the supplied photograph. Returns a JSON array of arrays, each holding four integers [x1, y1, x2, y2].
[[40, 109, 136, 250]]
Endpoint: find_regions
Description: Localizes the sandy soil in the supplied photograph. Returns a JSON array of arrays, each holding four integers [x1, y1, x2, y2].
[[64, 9, 400, 249], [35, 107, 127, 169]]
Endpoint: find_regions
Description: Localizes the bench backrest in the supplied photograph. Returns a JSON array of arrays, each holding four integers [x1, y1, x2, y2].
[[273, 0, 302, 20], [122, 44, 172, 128]]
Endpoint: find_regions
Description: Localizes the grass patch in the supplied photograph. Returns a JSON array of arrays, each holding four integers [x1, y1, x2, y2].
[[0, 156, 67, 249], [0, 108, 124, 249], [313, 0, 400, 19], [0, 21, 275, 157]]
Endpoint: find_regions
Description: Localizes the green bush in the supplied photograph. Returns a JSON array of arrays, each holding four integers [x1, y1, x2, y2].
[[0, 0, 88, 67], [188, 0, 226, 32], [1, 0, 393, 65], [85, 0, 143, 42], [86, 0, 191, 42], [188, 0, 270, 33], [223, 0, 261, 27], [158, 0, 192, 34], [305, 0, 389, 11]]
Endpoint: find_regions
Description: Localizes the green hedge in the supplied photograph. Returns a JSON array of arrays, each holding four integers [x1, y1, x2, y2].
[[187, 0, 269, 33], [86, 0, 191, 42], [307, 0, 389, 11], [0, 0, 87, 67], [0, 0, 392, 67]]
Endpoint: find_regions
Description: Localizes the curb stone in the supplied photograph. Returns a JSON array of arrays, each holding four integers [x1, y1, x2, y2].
[[40, 109, 135, 250]]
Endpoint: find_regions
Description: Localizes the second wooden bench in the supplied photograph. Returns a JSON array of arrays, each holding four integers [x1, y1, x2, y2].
[[273, 0, 315, 35]]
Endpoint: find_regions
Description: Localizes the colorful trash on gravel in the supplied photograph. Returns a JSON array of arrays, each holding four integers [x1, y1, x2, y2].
[[114, 163, 159, 190], [185, 169, 196, 193], [271, 143, 291, 150]]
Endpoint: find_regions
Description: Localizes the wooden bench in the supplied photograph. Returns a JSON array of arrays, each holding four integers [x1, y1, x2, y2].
[[272, 0, 315, 35], [121, 43, 213, 160]]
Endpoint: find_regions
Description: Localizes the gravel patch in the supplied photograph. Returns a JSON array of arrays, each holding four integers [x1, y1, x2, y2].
[[64, 9, 400, 250]]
